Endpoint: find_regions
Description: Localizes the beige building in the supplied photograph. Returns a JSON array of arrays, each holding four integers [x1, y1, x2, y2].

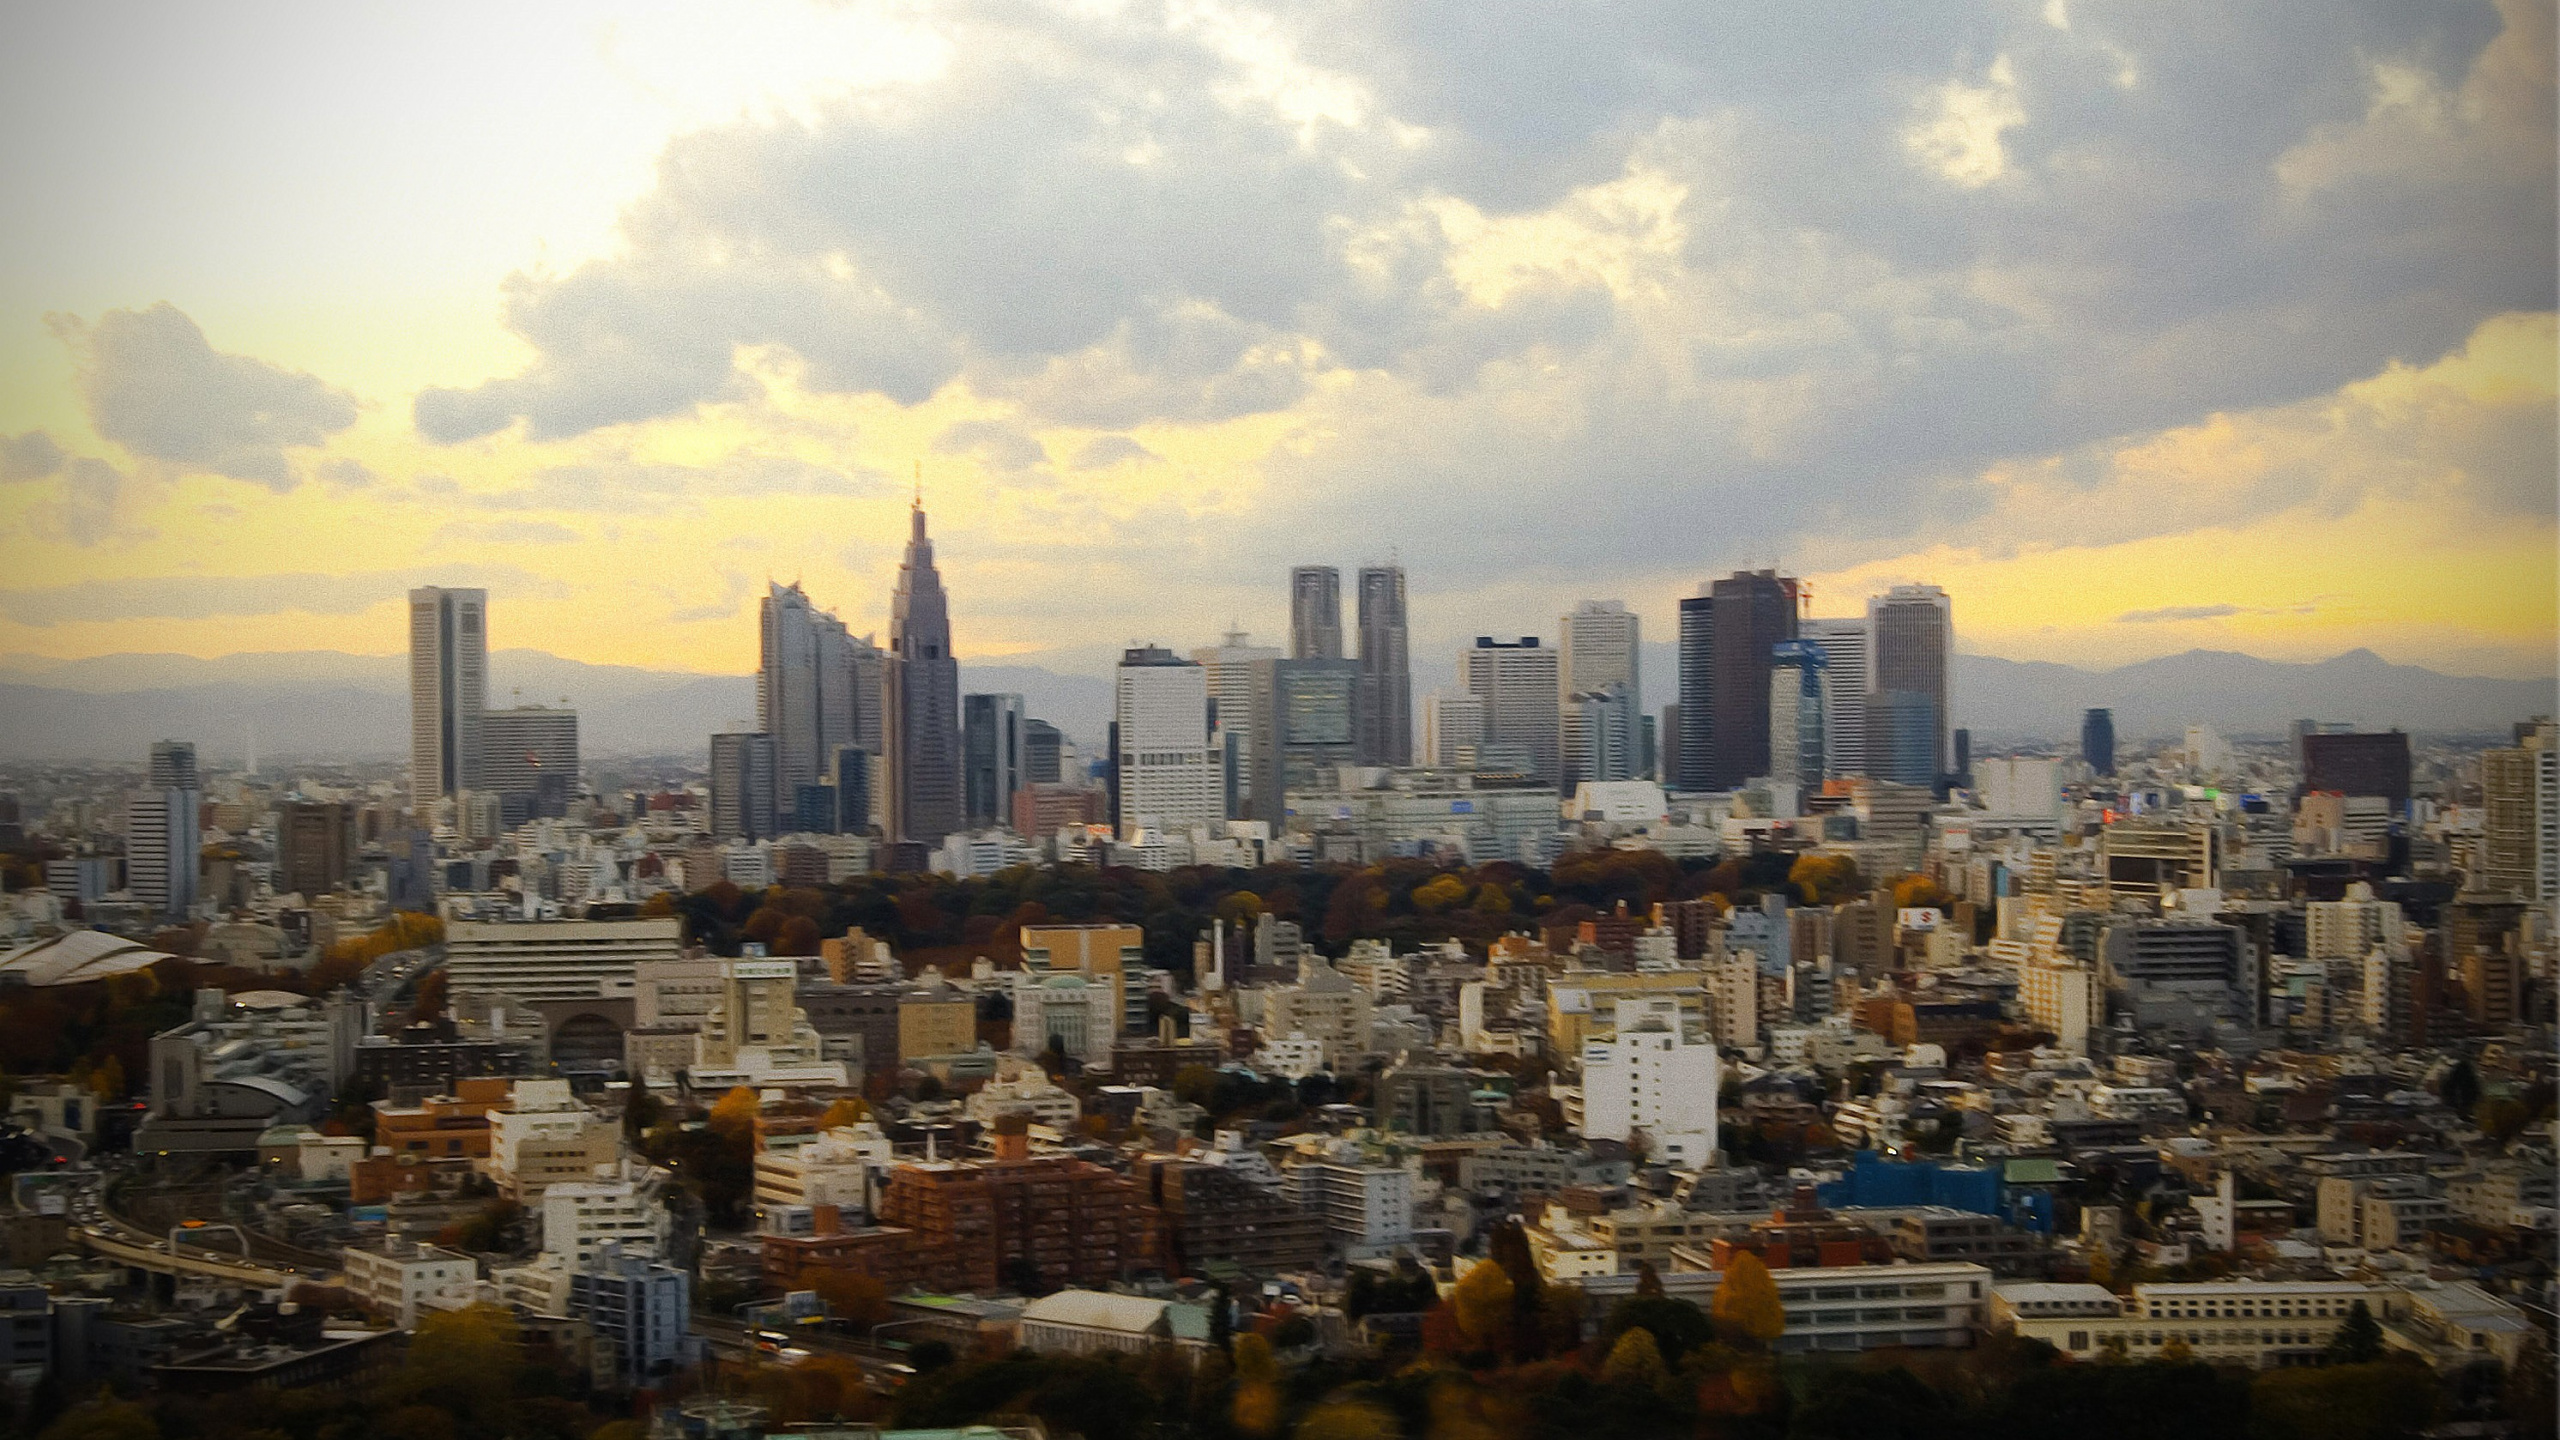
[[488, 1080, 620, 1200], [1546, 971, 1706, 1062], [898, 973, 979, 1061], [1020, 923, 1144, 1030], [1260, 957, 1374, 1069]]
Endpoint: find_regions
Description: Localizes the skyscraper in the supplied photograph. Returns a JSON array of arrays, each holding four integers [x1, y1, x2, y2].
[[408, 586, 487, 813], [1114, 646, 1218, 836], [760, 582, 882, 801], [149, 740, 198, 790], [1573, 683, 1639, 787], [1289, 566, 1342, 660], [483, 705, 580, 823], [1023, 719, 1064, 785], [1559, 600, 1638, 788], [710, 733, 779, 841], [1865, 583, 1950, 787], [1192, 629, 1282, 816], [1799, 617, 1870, 778], [127, 739, 199, 921], [1694, 570, 1800, 790], [278, 800, 354, 900], [1767, 640, 1828, 787], [1459, 637, 1561, 784], [1354, 564, 1412, 765], [1422, 692, 1486, 768], [963, 693, 1026, 829], [887, 498, 964, 846], [1250, 657, 1361, 824], [2081, 708, 2116, 777], [1674, 593, 1712, 790]]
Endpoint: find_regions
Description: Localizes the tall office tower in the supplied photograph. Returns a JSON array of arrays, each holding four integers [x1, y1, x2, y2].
[[1023, 719, 1064, 785], [408, 586, 488, 813], [1559, 600, 1639, 789], [1766, 641, 1828, 787], [1799, 617, 1870, 778], [2082, 708, 2117, 778], [1658, 704, 1680, 783], [2479, 719, 2557, 903], [127, 739, 200, 921], [887, 500, 964, 846], [2300, 731, 2414, 809], [1459, 637, 1562, 784], [831, 744, 875, 834], [1573, 683, 1639, 786], [1354, 565, 1412, 765], [1674, 592, 1713, 789], [1114, 646, 1218, 837], [709, 733, 779, 841], [962, 693, 1026, 829], [1250, 657, 1361, 823], [278, 801, 355, 899], [1289, 566, 1342, 660], [1639, 713, 1658, 782], [1700, 570, 1800, 789], [149, 740, 198, 790], [1422, 692, 1486, 768], [1864, 583, 1950, 788], [760, 582, 878, 799], [482, 705, 581, 821], [1192, 629, 1283, 816]]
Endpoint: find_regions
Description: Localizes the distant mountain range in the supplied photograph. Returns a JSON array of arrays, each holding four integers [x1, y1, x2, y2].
[[0, 645, 2545, 763]]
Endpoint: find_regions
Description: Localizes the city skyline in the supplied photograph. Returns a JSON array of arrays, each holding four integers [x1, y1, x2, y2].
[[0, 3, 2551, 684]]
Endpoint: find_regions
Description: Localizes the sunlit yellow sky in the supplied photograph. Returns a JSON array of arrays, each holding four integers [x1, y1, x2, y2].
[[1, 0, 2552, 695]]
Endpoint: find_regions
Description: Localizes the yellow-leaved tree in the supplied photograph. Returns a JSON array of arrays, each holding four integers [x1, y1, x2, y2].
[[1602, 1325, 1670, 1391], [709, 1085, 761, 1139], [1450, 1258, 1516, 1351], [1711, 1252, 1786, 1348], [818, 1097, 870, 1129], [1232, 1332, 1283, 1437]]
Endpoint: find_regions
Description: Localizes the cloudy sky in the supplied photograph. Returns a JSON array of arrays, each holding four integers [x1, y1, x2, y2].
[[1, 0, 2552, 686]]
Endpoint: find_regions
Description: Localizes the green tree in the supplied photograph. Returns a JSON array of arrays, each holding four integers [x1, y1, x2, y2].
[[2325, 1299, 2384, 1364], [2252, 1360, 2438, 1440], [37, 1400, 160, 1440], [1601, 1326, 1670, 1392]]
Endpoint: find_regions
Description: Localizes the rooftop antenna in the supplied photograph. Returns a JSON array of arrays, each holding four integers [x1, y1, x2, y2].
[[913, 459, 924, 508]]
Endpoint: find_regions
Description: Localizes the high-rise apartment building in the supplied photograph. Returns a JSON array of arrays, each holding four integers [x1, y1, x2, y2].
[[1799, 618, 1870, 778], [1422, 692, 1486, 768], [759, 582, 883, 801], [1767, 640, 1828, 787], [962, 693, 1026, 829], [1354, 564, 1412, 766], [1289, 566, 1342, 660], [482, 705, 580, 820], [2478, 719, 2556, 904], [1459, 637, 1561, 784], [1113, 646, 1218, 837], [278, 801, 355, 899], [887, 501, 963, 846], [126, 773, 199, 922], [1865, 583, 1950, 787], [1250, 657, 1362, 824], [2082, 708, 2116, 778], [709, 733, 779, 841], [1192, 629, 1282, 816], [409, 586, 488, 813], [1559, 600, 1638, 788]]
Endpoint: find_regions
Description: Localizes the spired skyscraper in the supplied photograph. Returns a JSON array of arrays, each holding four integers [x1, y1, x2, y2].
[[887, 495, 964, 847], [1353, 564, 1411, 766], [408, 586, 487, 814]]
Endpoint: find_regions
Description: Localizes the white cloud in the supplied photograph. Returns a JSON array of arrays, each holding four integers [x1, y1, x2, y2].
[[1904, 55, 2026, 189], [50, 303, 358, 487]]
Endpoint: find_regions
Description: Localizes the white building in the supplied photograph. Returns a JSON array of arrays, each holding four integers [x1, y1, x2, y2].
[[1018, 1290, 1213, 1361], [2306, 882, 2407, 961], [2018, 959, 2099, 1056], [1422, 692, 1487, 768], [1011, 972, 1119, 1064], [1575, 998, 1719, 1166], [443, 916, 683, 1005], [1287, 1154, 1415, 1255], [541, 1177, 669, 1269], [344, 1239, 478, 1329], [1798, 617, 1870, 780], [1459, 636, 1563, 786], [753, 1121, 897, 1214], [1974, 757, 2062, 827], [1114, 647, 1219, 838], [488, 1079, 620, 1200], [1254, 1032, 1327, 1080]]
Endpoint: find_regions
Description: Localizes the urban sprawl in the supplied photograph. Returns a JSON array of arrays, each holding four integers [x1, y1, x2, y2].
[[0, 502, 2553, 1440]]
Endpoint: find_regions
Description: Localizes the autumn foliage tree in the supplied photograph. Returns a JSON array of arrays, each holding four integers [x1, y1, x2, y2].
[[1710, 1253, 1785, 1348]]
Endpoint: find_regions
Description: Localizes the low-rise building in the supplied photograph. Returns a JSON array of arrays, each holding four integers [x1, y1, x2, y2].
[[1017, 1290, 1213, 1362], [343, 1239, 478, 1329]]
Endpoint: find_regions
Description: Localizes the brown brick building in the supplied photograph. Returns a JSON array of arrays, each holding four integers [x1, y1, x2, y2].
[[1137, 1158, 1325, 1278], [875, 1121, 1161, 1292]]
